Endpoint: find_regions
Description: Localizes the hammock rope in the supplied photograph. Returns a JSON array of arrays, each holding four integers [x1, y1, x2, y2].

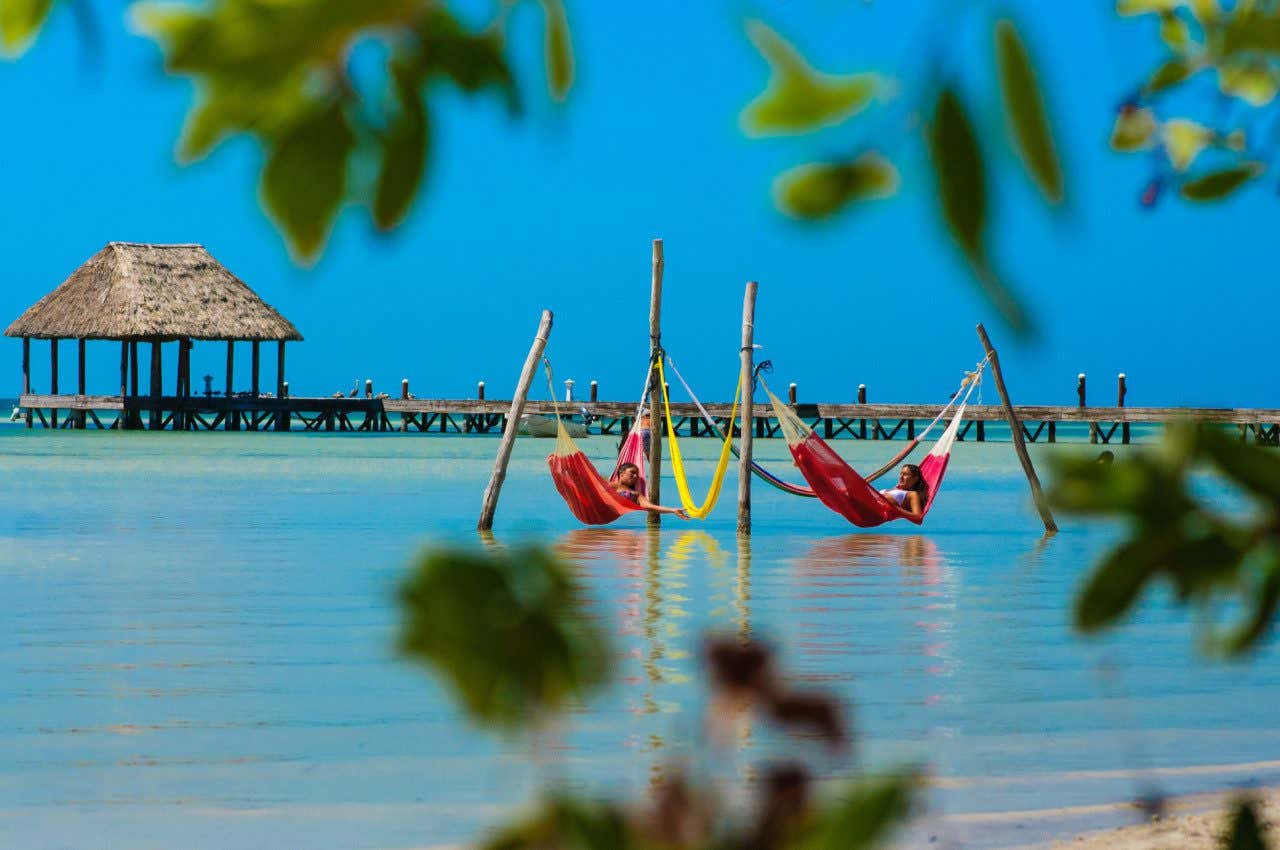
[[655, 356, 740, 519]]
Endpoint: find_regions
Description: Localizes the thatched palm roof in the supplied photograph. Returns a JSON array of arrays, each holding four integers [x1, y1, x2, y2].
[[4, 243, 303, 342]]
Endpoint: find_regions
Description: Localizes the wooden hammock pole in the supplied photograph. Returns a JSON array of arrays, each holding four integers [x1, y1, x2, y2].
[[647, 239, 664, 528], [477, 309, 554, 531], [737, 281, 758, 536], [976, 323, 1058, 534]]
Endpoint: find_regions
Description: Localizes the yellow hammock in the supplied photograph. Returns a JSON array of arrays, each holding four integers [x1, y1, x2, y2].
[[656, 357, 740, 519]]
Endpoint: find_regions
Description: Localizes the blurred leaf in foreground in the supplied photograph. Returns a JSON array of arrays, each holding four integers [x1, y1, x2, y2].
[[398, 545, 612, 731], [927, 87, 1031, 335], [1180, 163, 1264, 201], [1051, 423, 1280, 656], [995, 20, 1064, 204], [1223, 797, 1270, 850], [0, 0, 53, 56], [541, 0, 574, 102], [774, 153, 899, 220], [741, 19, 880, 136]]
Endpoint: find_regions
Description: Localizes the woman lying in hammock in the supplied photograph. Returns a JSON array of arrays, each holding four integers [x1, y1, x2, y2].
[[880, 464, 929, 519], [612, 463, 689, 519]]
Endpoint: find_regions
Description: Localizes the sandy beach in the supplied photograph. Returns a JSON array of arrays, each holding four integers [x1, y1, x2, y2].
[[1012, 787, 1280, 850]]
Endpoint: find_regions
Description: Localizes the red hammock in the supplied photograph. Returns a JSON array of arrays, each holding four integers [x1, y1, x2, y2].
[[765, 377, 975, 528], [548, 422, 648, 525]]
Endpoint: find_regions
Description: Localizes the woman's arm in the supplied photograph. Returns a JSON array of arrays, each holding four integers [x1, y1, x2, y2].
[[637, 494, 689, 518], [899, 490, 924, 518]]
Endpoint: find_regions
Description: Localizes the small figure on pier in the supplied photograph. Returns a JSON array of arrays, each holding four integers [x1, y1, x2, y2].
[[612, 462, 688, 519], [348, 381, 359, 398], [880, 464, 928, 519]]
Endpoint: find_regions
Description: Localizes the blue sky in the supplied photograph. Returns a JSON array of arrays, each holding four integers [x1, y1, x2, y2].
[[1, 1, 1275, 408]]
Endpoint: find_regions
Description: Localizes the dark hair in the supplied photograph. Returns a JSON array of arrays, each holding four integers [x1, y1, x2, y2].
[[618, 462, 640, 476], [902, 463, 927, 497]]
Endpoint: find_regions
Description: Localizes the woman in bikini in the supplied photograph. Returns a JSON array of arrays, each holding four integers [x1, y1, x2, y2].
[[612, 462, 689, 519], [880, 463, 928, 518]]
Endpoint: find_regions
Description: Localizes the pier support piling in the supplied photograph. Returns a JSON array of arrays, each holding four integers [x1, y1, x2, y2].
[[50, 339, 59, 429], [76, 339, 86, 429], [1118, 373, 1129, 444], [738, 280, 758, 536], [149, 340, 162, 430], [647, 239, 664, 528], [22, 337, 31, 428], [478, 309, 553, 532], [977, 323, 1057, 535]]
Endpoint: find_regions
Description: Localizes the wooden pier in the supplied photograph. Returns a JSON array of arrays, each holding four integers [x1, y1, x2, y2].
[[15, 392, 1280, 445]]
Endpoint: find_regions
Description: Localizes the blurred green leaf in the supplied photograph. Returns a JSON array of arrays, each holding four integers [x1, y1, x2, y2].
[[1075, 537, 1167, 632], [995, 20, 1064, 204], [742, 20, 880, 136], [1220, 555, 1280, 655], [1199, 427, 1280, 500], [1117, 0, 1180, 15], [260, 100, 354, 264], [927, 89, 986, 265], [1218, 61, 1279, 106], [1163, 118, 1214, 171], [1160, 11, 1191, 50], [1110, 107, 1158, 151], [1187, 0, 1220, 21], [1180, 162, 1264, 201], [0, 0, 53, 56], [1146, 58, 1195, 93], [413, 8, 518, 110], [1223, 798, 1269, 850], [398, 546, 612, 731], [481, 795, 631, 850], [541, 0, 573, 102], [373, 67, 429, 230], [774, 153, 899, 219], [795, 773, 916, 850]]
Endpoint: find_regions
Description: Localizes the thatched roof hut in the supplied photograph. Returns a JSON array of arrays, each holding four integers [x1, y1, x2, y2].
[[4, 242, 302, 342]]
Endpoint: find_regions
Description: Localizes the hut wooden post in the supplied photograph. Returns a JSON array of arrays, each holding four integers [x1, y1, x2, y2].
[[174, 338, 188, 430], [647, 239, 664, 528], [75, 338, 86, 429], [118, 342, 127, 398], [49, 339, 58, 429], [226, 341, 238, 431], [976, 323, 1057, 534], [22, 337, 31, 428], [251, 342, 261, 398], [1118, 373, 1129, 445], [477, 309, 553, 531], [737, 281, 758, 535], [149, 340, 162, 430], [128, 341, 139, 429], [276, 341, 288, 431]]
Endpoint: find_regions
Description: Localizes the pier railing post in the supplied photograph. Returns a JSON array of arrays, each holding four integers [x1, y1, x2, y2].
[[1118, 373, 1129, 445], [478, 309, 553, 532], [977, 323, 1058, 534], [738, 280, 758, 535], [590, 381, 598, 403], [647, 238, 664, 528]]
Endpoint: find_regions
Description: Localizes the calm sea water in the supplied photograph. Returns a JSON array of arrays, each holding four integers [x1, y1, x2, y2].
[[2, 424, 1277, 849]]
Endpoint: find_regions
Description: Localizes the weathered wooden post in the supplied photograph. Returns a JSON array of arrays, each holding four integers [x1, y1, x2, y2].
[[76, 338, 86, 429], [788, 382, 797, 405], [477, 381, 485, 400], [647, 239, 664, 529], [478, 309, 554, 531], [590, 381, 598, 403], [251, 341, 261, 408], [129, 340, 140, 429], [738, 281, 758, 536], [49, 338, 59, 429], [365, 379, 373, 398], [1118, 373, 1129, 445], [118, 341, 127, 399], [977, 323, 1057, 534], [1078, 372, 1098, 444], [401, 379, 410, 399], [22, 337, 31, 428], [174, 338, 188, 430]]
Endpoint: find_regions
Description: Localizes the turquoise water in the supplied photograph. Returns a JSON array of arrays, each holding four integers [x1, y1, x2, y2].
[[2, 426, 1278, 849]]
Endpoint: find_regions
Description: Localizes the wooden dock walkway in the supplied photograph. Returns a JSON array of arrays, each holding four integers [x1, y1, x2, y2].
[[15, 393, 1280, 445]]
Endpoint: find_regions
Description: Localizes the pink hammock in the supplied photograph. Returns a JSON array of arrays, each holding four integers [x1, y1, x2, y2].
[[764, 378, 975, 528]]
